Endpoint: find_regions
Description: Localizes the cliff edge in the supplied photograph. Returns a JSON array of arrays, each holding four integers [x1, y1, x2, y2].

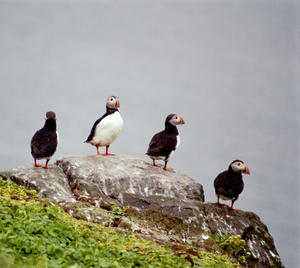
[[0, 155, 284, 267]]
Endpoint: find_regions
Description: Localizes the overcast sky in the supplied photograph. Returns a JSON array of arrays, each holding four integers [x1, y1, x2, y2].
[[0, 1, 298, 267]]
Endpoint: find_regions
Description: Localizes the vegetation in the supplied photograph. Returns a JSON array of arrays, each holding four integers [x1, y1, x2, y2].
[[211, 233, 251, 265], [0, 178, 239, 267], [110, 201, 128, 220]]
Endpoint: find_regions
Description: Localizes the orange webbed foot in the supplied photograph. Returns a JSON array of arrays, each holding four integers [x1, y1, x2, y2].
[[163, 167, 175, 173], [43, 165, 53, 169]]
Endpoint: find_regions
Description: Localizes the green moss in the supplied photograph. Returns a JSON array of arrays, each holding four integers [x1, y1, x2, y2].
[[0, 178, 190, 267], [0, 178, 38, 199], [0, 178, 240, 267], [264, 232, 270, 239], [211, 234, 251, 265], [110, 201, 128, 220], [192, 250, 241, 267]]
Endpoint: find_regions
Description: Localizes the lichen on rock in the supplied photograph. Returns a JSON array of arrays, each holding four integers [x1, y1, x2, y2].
[[0, 155, 284, 267]]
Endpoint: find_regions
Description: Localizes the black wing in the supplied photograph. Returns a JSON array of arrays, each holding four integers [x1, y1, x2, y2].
[[146, 131, 177, 157], [214, 171, 244, 198], [214, 171, 230, 195], [31, 129, 57, 158], [85, 113, 106, 142]]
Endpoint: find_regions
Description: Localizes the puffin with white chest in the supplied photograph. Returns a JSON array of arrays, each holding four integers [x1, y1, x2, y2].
[[146, 114, 185, 172], [30, 111, 58, 169], [214, 160, 250, 209], [85, 96, 123, 155]]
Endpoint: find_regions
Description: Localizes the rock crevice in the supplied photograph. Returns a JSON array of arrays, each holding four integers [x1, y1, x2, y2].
[[0, 155, 283, 268]]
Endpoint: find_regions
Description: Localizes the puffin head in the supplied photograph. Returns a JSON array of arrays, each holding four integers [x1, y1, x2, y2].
[[46, 111, 56, 120], [230, 160, 250, 174], [106, 96, 120, 109], [166, 114, 185, 126]]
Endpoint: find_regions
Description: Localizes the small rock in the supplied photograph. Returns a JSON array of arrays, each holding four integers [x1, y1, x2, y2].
[[0, 165, 75, 202]]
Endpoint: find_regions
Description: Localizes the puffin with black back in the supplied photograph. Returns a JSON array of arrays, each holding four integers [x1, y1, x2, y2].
[[31, 111, 58, 169], [146, 114, 185, 172], [214, 160, 250, 209], [85, 96, 123, 155]]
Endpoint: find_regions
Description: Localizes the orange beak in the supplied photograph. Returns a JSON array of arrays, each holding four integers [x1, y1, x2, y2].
[[243, 165, 250, 175], [116, 99, 120, 108], [179, 117, 185, 124]]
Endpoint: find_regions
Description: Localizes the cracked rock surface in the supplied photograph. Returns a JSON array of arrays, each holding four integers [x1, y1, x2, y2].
[[0, 155, 284, 267], [0, 164, 75, 202]]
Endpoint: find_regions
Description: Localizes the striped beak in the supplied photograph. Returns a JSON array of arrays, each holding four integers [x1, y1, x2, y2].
[[179, 117, 185, 124], [243, 165, 250, 175], [116, 99, 120, 108]]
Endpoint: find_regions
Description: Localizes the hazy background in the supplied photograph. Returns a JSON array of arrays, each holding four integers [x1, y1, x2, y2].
[[0, 1, 298, 267]]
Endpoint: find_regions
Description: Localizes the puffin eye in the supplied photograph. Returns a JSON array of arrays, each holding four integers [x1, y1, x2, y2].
[[237, 163, 241, 166]]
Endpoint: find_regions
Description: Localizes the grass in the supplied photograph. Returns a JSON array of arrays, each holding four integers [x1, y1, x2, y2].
[[0, 178, 240, 268], [210, 233, 251, 265]]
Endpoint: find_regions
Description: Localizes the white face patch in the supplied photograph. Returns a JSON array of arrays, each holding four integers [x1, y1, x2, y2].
[[231, 161, 245, 173], [106, 96, 118, 109], [169, 115, 180, 126]]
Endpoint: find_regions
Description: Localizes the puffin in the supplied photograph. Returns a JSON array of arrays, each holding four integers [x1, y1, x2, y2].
[[214, 160, 250, 209], [31, 111, 58, 169], [85, 96, 123, 155], [146, 114, 185, 172]]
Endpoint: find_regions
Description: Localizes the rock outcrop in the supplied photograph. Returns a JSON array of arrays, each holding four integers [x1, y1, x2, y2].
[[0, 164, 75, 202], [0, 155, 284, 268], [56, 155, 204, 206]]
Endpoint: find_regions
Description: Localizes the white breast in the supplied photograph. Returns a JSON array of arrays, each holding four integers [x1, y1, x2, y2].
[[91, 112, 123, 146], [167, 135, 180, 160], [219, 194, 234, 201], [175, 135, 181, 150]]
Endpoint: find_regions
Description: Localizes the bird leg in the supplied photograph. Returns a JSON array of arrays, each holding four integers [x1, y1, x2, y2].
[[152, 160, 161, 167], [228, 200, 237, 210], [216, 196, 225, 206], [163, 161, 175, 173], [43, 159, 52, 169], [96, 145, 115, 156], [104, 145, 115, 156], [96, 146, 101, 155], [34, 159, 42, 167]]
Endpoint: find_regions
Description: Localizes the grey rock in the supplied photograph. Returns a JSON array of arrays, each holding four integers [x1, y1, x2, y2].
[[59, 201, 114, 227], [119, 202, 283, 267], [0, 155, 284, 267], [0, 164, 75, 202], [55, 155, 204, 206]]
